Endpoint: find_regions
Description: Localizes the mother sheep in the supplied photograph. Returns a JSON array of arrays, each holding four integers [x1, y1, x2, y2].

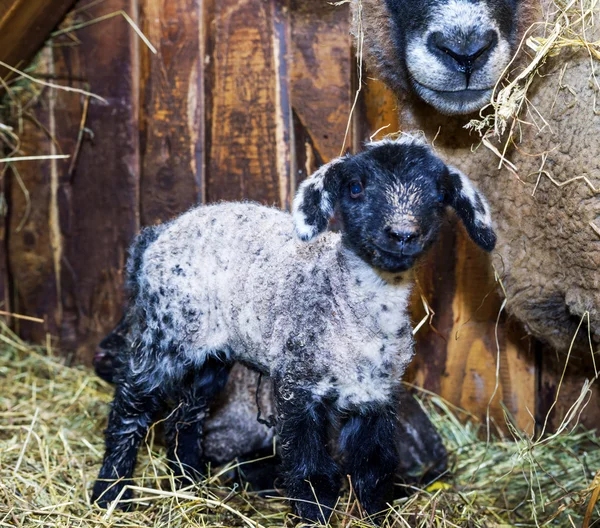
[[355, 0, 600, 355]]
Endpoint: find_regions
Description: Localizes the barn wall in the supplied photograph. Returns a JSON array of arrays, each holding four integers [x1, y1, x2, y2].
[[1, 0, 597, 431]]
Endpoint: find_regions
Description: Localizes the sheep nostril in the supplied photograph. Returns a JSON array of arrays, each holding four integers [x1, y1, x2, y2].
[[430, 30, 497, 81], [386, 228, 419, 244]]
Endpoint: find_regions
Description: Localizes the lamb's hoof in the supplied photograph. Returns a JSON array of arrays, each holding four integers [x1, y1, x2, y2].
[[91, 480, 133, 510], [167, 457, 207, 488], [293, 501, 333, 526]]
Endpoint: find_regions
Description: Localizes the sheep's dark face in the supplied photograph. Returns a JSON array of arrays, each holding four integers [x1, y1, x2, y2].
[[337, 141, 447, 273], [293, 137, 496, 273], [381, 0, 522, 115]]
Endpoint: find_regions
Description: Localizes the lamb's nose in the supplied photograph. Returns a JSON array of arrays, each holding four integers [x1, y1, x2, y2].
[[430, 30, 497, 82], [385, 227, 419, 245]]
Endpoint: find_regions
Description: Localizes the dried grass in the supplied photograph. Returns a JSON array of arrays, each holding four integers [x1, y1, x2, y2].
[[1, 323, 598, 527], [466, 0, 600, 170]]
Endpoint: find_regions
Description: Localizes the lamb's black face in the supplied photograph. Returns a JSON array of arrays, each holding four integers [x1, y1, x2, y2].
[[293, 137, 496, 268], [385, 0, 522, 115], [337, 141, 446, 273]]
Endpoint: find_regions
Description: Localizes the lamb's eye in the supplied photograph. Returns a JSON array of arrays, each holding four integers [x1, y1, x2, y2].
[[349, 181, 364, 198], [437, 191, 445, 203]]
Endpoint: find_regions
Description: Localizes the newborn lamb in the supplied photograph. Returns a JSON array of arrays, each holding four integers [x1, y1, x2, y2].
[[92, 135, 495, 522]]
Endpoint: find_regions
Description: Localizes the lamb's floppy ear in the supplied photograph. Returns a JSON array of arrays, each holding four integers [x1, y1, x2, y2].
[[444, 166, 496, 252], [292, 157, 346, 241]]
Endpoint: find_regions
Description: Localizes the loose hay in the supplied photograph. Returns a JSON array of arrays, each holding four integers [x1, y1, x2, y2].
[[1, 325, 598, 527], [466, 0, 600, 170]]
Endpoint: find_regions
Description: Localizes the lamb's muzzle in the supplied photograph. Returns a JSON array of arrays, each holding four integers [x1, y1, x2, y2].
[[91, 135, 495, 523]]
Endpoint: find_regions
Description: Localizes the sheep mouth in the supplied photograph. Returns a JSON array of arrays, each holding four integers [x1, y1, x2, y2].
[[372, 243, 405, 257], [370, 244, 417, 272], [411, 81, 493, 115]]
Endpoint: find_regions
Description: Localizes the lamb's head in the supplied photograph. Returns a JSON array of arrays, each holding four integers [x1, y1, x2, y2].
[[358, 0, 525, 115], [293, 136, 496, 273]]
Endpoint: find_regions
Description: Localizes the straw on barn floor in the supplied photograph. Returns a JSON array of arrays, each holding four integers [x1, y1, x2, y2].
[[1, 320, 598, 527]]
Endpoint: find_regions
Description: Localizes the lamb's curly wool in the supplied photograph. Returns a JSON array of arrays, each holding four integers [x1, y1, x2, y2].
[[130, 203, 415, 407], [354, 0, 600, 354], [91, 138, 495, 523]]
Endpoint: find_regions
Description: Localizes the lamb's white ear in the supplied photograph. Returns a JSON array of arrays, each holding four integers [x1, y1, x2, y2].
[[292, 157, 346, 241], [444, 166, 496, 252]]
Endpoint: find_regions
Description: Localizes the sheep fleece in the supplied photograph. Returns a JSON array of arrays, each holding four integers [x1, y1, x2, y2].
[[130, 202, 415, 409]]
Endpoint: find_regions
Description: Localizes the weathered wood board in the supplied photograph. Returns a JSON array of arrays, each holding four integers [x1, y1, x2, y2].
[[290, 0, 352, 172], [138, 0, 203, 226], [0, 0, 76, 79], [206, 0, 291, 207], [5, 0, 140, 364], [6, 49, 60, 343]]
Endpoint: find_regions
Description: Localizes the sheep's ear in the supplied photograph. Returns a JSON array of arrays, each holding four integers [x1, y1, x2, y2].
[[444, 167, 496, 252], [292, 157, 346, 241]]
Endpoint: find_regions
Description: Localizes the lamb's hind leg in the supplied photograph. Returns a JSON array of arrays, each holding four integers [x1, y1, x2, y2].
[[165, 355, 231, 483], [339, 402, 399, 520], [92, 363, 163, 508], [275, 382, 340, 524]]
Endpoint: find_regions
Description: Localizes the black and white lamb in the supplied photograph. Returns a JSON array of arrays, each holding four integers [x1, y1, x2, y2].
[[92, 136, 496, 522]]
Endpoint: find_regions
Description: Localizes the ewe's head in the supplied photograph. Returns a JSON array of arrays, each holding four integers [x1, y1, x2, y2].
[[293, 136, 496, 273], [357, 0, 525, 115]]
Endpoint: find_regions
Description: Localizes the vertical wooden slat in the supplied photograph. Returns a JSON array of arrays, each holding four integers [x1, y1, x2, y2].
[[289, 0, 352, 183], [440, 226, 535, 432], [6, 50, 60, 342], [9, 0, 141, 362], [356, 77, 399, 144], [273, 0, 293, 209], [206, 0, 292, 206], [539, 344, 600, 432], [56, 0, 140, 364], [138, 0, 203, 226]]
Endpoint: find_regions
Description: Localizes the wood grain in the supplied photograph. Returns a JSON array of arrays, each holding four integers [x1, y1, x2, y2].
[[0, 0, 75, 79], [6, 49, 60, 342], [138, 0, 203, 226], [55, 0, 140, 364], [206, 0, 292, 207], [538, 342, 600, 433], [290, 0, 352, 176], [356, 77, 400, 144]]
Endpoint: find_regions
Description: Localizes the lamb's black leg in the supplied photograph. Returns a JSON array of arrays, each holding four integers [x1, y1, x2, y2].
[[92, 373, 162, 508], [339, 404, 399, 519], [165, 356, 231, 483], [275, 383, 340, 524], [395, 389, 448, 487]]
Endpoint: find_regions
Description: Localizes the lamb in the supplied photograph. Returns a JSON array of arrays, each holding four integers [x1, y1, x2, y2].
[[92, 324, 449, 490], [91, 136, 496, 522], [353, 0, 600, 355]]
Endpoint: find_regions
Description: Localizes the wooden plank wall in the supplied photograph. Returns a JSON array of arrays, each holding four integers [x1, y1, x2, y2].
[[1, 0, 597, 431]]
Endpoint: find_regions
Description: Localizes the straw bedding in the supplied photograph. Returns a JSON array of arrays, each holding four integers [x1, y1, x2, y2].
[[1, 324, 598, 527]]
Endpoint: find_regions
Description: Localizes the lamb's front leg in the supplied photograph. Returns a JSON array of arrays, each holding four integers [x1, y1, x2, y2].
[[339, 403, 399, 519], [275, 382, 341, 524]]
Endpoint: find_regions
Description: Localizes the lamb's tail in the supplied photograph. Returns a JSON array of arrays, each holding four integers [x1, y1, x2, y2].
[[94, 226, 161, 383], [126, 226, 161, 302]]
